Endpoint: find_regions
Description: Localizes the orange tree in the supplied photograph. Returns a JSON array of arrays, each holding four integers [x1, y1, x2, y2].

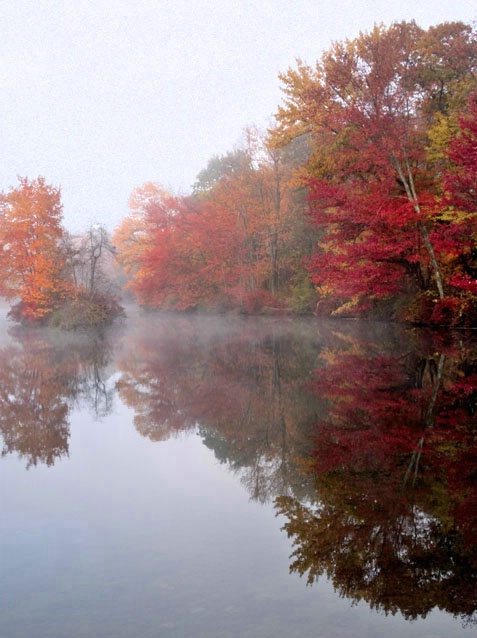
[[114, 130, 314, 313], [193, 131, 314, 312], [113, 183, 217, 309], [0, 177, 68, 323]]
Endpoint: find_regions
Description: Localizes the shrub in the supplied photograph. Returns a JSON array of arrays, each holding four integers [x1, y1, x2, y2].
[[52, 291, 124, 330]]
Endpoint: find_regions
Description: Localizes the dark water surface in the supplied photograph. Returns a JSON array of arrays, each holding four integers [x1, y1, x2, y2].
[[0, 311, 476, 637]]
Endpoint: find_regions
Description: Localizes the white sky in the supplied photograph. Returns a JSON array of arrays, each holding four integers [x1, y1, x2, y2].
[[1, 1, 476, 232]]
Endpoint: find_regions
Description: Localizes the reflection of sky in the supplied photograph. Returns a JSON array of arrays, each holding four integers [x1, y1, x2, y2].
[[1, 396, 474, 637]]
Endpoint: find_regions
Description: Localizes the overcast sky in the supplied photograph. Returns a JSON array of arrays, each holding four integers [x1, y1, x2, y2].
[[1, 1, 475, 232]]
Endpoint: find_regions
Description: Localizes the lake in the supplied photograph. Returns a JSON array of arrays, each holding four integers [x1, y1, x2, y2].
[[0, 310, 476, 638]]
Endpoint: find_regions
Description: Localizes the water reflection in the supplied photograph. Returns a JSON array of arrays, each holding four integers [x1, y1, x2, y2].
[[117, 316, 323, 502], [0, 328, 115, 467], [1, 314, 477, 631], [276, 327, 477, 626]]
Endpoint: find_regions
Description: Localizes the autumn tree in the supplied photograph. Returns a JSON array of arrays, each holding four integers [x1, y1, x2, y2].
[[0, 177, 67, 322], [113, 125, 315, 314], [126, 191, 225, 309], [272, 21, 477, 320], [114, 181, 171, 287], [194, 141, 273, 308], [113, 183, 186, 306], [191, 130, 314, 311], [432, 90, 477, 324], [0, 176, 123, 328], [114, 174, 257, 310], [240, 127, 313, 303]]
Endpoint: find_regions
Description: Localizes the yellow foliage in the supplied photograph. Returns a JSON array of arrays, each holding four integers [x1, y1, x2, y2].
[[426, 113, 459, 164], [331, 295, 361, 316]]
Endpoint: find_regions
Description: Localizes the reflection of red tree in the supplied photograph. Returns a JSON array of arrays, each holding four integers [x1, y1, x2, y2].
[[116, 317, 321, 501], [311, 352, 430, 473], [277, 333, 477, 624], [427, 370, 477, 551]]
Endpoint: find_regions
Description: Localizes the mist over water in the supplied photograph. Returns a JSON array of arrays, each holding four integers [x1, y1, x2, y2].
[[0, 311, 476, 637], [0, 302, 12, 343]]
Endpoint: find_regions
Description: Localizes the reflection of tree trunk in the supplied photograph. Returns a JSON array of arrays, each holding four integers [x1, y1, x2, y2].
[[404, 353, 445, 486], [93, 361, 106, 414], [272, 334, 289, 488]]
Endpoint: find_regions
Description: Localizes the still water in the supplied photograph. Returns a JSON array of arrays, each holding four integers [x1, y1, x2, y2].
[[0, 311, 476, 637]]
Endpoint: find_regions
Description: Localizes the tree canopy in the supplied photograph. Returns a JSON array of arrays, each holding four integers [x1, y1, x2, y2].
[[271, 20, 477, 321], [111, 20, 477, 324]]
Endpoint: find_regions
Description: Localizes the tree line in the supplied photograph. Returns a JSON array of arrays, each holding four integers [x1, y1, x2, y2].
[[113, 20, 477, 325], [1, 20, 477, 326]]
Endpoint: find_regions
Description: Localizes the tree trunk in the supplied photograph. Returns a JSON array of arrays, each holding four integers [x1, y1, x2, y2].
[[392, 156, 445, 299]]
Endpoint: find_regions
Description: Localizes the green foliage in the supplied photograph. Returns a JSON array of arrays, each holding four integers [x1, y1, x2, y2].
[[288, 268, 317, 314], [192, 149, 251, 194]]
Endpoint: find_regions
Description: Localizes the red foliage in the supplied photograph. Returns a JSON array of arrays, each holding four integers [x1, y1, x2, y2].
[[307, 179, 426, 304], [117, 178, 288, 312], [308, 336, 477, 556], [445, 92, 477, 214], [430, 296, 462, 326], [274, 22, 477, 319], [242, 289, 282, 314]]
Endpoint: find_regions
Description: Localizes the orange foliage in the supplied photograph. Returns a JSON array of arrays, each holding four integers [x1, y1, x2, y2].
[[0, 177, 67, 322], [114, 132, 308, 312]]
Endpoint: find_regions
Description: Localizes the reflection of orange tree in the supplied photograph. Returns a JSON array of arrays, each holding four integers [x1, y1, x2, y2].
[[0, 338, 70, 467], [116, 320, 215, 440], [0, 331, 115, 467], [116, 317, 323, 501], [276, 332, 477, 624]]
